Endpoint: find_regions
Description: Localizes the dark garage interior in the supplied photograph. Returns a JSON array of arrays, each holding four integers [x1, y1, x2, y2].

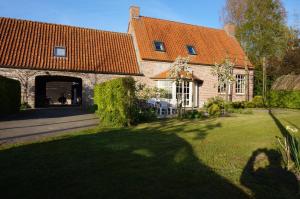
[[35, 76, 82, 108]]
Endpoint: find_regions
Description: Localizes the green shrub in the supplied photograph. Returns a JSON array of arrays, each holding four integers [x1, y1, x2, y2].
[[230, 108, 253, 114], [94, 77, 137, 127], [252, 96, 264, 108], [0, 76, 21, 115], [245, 101, 255, 108], [182, 110, 204, 119], [205, 96, 225, 109], [208, 104, 221, 117], [231, 101, 246, 109], [269, 91, 300, 109], [134, 100, 157, 123], [205, 97, 230, 116]]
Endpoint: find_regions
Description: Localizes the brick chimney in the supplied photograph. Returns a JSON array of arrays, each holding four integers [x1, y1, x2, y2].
[[224, 23, 236, 37], [130, 6, 140, 19]]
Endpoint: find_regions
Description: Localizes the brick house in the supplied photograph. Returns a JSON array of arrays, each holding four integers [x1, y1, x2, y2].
[[0, 6, 253, 109]]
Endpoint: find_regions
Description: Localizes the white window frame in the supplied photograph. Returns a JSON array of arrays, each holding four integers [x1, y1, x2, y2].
[[235, 74, 245, 94], [156, 80, 173, 101], [175, 81, 193, 107], [156, 80, 196, 107]]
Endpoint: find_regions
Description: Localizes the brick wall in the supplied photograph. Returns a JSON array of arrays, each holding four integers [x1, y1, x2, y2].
[[135, 60, 254, 106]]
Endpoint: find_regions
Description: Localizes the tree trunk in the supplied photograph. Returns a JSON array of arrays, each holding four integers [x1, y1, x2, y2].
[[262, 57, 267, 103], [245, 65, 249, 101], [225, 80, 229, 102]]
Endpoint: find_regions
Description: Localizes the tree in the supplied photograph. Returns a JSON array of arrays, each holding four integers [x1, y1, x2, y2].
[[268, 28, 300, 77], [221, 0, 247, 26], [168, 56, 192, 117], [211, 57, 235, 102], [222, 0, 290, 98]]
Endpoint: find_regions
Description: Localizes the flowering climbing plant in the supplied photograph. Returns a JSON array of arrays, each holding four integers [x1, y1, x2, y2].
[[168, 56, 192, 82], [211, 57, 236, 102]]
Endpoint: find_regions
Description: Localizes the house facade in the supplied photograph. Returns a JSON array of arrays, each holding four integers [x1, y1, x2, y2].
[[0, 6, 253, 109]]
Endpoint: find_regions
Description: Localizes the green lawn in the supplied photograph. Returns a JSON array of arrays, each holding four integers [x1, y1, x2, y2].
[[0, 110, 299, 198]]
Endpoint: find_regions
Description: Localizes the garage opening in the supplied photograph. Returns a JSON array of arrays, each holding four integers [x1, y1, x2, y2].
[[35, 75, 82, 108]]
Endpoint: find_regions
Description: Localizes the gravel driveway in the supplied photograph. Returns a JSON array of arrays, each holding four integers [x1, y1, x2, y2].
[[0, 107, 98, 146]]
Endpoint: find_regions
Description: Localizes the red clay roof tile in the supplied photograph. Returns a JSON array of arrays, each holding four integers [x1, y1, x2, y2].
[[131, 16, 252, 68], [0, 17, 140, 74]]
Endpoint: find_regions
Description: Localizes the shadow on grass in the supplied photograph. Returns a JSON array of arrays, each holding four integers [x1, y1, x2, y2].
[[240, 148, 298, 199], [239, 111, 299, 198], [0, 121, 249, 199]]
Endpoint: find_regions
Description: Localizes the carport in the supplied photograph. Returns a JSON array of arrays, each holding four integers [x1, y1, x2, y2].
[[35, 75, 82, 107]]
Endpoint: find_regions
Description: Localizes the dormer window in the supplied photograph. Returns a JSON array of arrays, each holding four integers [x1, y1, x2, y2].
[[54, 47, 66, 57], [187, 45, 197, 55], [154, 41, 165, 52]]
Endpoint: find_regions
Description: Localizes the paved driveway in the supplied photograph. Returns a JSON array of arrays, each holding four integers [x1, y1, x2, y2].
[[0, 107, 99, 146]]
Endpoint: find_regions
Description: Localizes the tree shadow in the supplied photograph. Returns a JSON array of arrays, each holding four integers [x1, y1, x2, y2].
[[240, 148, 298, 199], [269, 110, 290, 138], [0, 122, 248, 199]]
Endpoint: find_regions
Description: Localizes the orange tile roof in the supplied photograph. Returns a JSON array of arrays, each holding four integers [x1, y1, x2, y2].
[[151, 69, 201, 81], [131, 16, 252, 68], [0, 17, 140, 74]]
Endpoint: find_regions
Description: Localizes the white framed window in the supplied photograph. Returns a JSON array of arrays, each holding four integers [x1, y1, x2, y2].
[[235, 74, 245, 94], [157, 80, 172, 100], [156, 80, 195, 107], [176, 81, 191, 106], [54, 47, 66, 57]]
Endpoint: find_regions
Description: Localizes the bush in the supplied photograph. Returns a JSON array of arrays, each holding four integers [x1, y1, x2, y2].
[[269, 91, 300, 109], [0, 76, 21, 115], [94, 77, 137, 127], [205, 96, 225, 109], [230, 108, 253, 114], [231, 101, 246, 109], [252, 96, 264, 108], [182, 110, 204, 119], [204, 97, 230, 117], [135, 100, 157, 123], [208, 104, 221, 117], [245, 101, 255, 108]]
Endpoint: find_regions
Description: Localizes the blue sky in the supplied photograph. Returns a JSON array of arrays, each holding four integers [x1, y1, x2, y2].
[[0, 0, 299, 32]]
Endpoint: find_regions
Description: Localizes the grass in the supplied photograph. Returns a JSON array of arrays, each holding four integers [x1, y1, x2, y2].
[[0, 109, 299, 198]]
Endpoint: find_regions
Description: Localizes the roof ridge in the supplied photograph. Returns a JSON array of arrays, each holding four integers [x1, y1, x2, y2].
[[0, 16, 131, 36], [139, 16, 225, 32]]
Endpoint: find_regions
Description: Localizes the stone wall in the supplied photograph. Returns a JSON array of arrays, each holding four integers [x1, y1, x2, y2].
[[0, 67, 145, 108]]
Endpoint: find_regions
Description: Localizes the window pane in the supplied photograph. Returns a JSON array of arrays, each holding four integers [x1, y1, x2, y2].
[[235, 74, 245, 94], [154, 41, 165, 51], [157, 80, 172, 99], [54, 47, 66, 57], [187, 45, 196, 55]]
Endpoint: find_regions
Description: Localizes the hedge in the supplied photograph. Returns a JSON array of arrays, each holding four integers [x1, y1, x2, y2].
[[269, 90, 300, 109], [0, 76, 21, 115], [94, 77, 137, 127]]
